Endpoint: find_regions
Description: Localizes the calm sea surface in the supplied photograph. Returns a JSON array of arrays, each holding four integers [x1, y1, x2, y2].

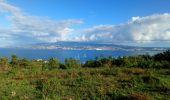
[[0, 49, 163, 62]]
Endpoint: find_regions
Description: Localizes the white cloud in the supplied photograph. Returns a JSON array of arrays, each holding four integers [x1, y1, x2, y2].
[[131, 16, 140, 22], [0, 0, 170, 47], [0, 0, 82, 46], [76, 13, 170, 46], [74, 25, 115, 42], [0, 0, 21, 15]]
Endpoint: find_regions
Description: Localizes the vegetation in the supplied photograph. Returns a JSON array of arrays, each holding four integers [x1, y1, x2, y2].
[[0, 50, 170, 99]]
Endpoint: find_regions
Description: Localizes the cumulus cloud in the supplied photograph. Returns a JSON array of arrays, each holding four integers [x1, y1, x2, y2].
[[74, 25, 115, 42], [0, 0, 170, 47], [76, 13, 170, 45], [0, 0, 82, 46]]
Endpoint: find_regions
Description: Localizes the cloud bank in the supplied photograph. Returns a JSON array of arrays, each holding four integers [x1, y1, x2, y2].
[[0, 0, 170, 47], [76, 13, 170, 44], [0, 0, 82, 46]]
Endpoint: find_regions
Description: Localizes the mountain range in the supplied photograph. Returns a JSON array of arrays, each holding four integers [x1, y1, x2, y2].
[[14, 41, 169, 51]]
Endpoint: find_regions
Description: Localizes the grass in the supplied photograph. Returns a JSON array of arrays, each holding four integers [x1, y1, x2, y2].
[[0, 66, 169, 100], [0, 50, 170, 99]]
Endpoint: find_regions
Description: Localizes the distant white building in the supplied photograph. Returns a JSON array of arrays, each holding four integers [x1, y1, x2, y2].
[[36, 59, 43, 61]]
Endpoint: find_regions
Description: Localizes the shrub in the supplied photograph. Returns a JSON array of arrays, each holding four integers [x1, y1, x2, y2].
[[154, 50, 170, 62], [10, 55, 19, 67], [83, 60, 102, 68], [48, 58, 60, 69], [64, 58, 81, 69], [142, 75, 160, 84], [35, 79, 63, 99], [0, 57, 8, 68], [18, 58, 30, 68]]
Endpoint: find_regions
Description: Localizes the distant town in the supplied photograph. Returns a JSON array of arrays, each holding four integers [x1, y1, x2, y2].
[[18, 42, 169, 51]]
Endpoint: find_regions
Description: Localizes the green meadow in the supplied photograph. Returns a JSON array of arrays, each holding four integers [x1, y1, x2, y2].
[[0, 51, 170, 100]]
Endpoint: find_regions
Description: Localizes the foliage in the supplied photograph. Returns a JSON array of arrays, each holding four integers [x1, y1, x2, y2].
[[0, 57, 8, 67], [154, 50, 170, 62], [10, 55, 19, 67], [0, 50, 169, 99], [64, 58, 81, 69], [48, 58, 60, 69]]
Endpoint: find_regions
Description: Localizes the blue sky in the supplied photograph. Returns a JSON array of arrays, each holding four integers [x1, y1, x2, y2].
[[8, 0, 170, 26], [0, 0, 170, 47]]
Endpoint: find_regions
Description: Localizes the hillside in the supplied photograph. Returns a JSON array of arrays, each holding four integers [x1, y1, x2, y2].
[[15, 42, 169, 51], [0, 51, 169, 99]]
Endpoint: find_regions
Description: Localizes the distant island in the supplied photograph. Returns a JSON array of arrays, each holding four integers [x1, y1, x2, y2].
[[11, 42, 169, 51]]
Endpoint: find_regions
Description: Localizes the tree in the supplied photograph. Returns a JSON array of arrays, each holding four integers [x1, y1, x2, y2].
[[19, 58, 30, 68], [48, 58, 60, 69], [83, 59, 102, 68], [154, 50, 170, 62], [0, 57, 8, 68], [65, 58, 81, 69], [10, 55, 19, 67]]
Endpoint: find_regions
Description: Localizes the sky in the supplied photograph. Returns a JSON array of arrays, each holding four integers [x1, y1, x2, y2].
[[0, 0, 170, 47]]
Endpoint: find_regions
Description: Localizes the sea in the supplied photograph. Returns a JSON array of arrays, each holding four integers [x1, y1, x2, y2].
[[0, 48, 163, 63]]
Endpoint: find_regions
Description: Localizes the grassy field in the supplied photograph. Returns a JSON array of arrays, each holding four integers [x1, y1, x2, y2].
[[0, 51, 170, 99]]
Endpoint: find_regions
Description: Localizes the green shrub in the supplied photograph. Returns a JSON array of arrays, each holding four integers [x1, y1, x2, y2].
[[0, 57, 8, 68], [64, 58, 81, 69], [42, 58, 60, 70], [10, 55, 19, 67], [101, 68, 119, 76], [83, 60, 102, 68], [154, 50, 170, 62], [49, 58, 60, 69], [18, 58, 31, 68]]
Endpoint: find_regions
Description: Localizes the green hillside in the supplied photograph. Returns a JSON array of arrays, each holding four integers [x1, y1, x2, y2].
[[0, 51, 170, 100]]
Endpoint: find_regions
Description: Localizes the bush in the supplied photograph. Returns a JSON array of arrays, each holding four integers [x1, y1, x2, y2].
[[10, 55, 19, 67], [154, 50, 170, 62], [83, 60, 102, 68], [142, 75, 160, 84], [0, 57, 8, 68], [48, 58, 60, 70], [64, 58, 81, 69], [18, 58, 30, 68]]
